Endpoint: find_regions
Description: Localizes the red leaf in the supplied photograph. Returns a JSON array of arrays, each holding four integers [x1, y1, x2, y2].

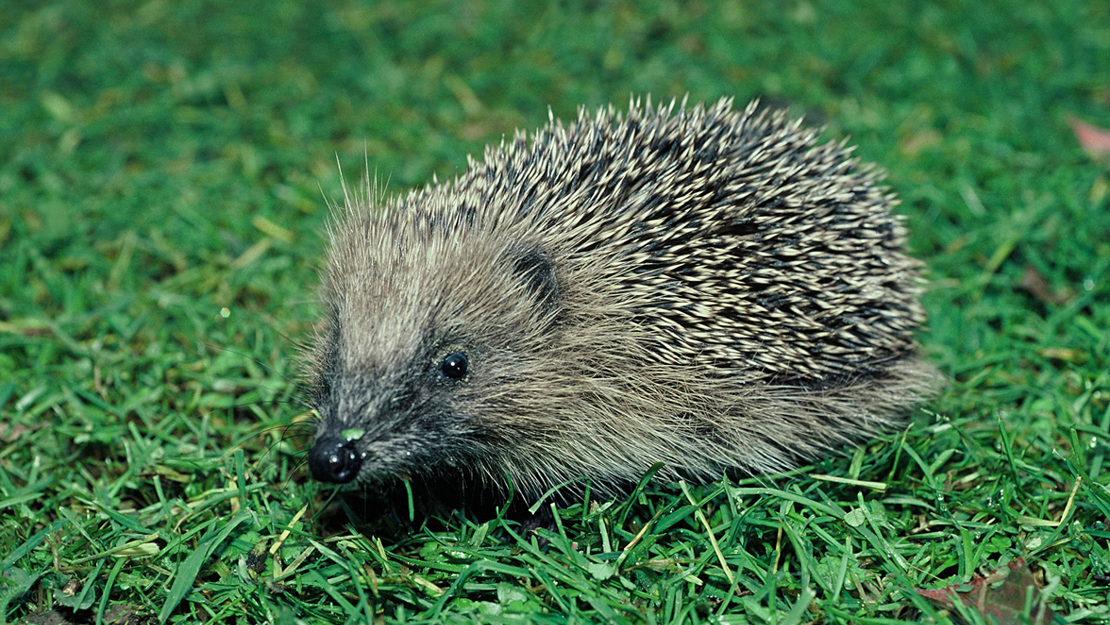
[[916, 559, 1058, 625], [1069, 115, 1110, 167]]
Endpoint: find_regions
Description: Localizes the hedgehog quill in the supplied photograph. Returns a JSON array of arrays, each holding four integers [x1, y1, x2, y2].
[[305, 97, 941, 509]]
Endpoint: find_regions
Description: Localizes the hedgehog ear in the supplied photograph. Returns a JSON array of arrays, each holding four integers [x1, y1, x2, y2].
[[510, 247, 559, 318]]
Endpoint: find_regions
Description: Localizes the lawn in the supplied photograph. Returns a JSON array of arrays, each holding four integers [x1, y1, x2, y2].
[[2, 0, 1108, 623]]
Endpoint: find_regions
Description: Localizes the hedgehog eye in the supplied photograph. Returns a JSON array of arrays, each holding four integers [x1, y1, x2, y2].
[[439, 352, 469, 380]]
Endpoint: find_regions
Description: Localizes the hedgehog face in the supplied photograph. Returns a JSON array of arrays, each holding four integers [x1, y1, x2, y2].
[[306, 219, 561, 486]]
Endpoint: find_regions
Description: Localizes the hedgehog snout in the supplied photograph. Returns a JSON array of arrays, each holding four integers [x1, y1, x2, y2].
[[308, 435, 362, 483]]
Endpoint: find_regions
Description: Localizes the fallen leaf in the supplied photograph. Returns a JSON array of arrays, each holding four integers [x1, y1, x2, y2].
[[917, 559, 1058, 625], [19, 608, 76, 625], [900, 128, 943, 158], [1069, 115, 1110, 167], [1020, 265, 1073, 306], [0, 421, 33, 443], [1036, 347, 1086, 363]]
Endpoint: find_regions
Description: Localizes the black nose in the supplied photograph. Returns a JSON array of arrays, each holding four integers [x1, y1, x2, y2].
[[308, 436, 361, 483]]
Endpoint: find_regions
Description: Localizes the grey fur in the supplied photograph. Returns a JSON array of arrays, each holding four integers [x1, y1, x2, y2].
[[305, 97, 941, 500]]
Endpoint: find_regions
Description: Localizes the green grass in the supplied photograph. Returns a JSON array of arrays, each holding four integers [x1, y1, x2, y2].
[[2, 0, 1109, 623]]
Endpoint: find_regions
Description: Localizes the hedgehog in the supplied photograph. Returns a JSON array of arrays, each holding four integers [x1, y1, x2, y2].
[[304, 97, 941, 509]]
